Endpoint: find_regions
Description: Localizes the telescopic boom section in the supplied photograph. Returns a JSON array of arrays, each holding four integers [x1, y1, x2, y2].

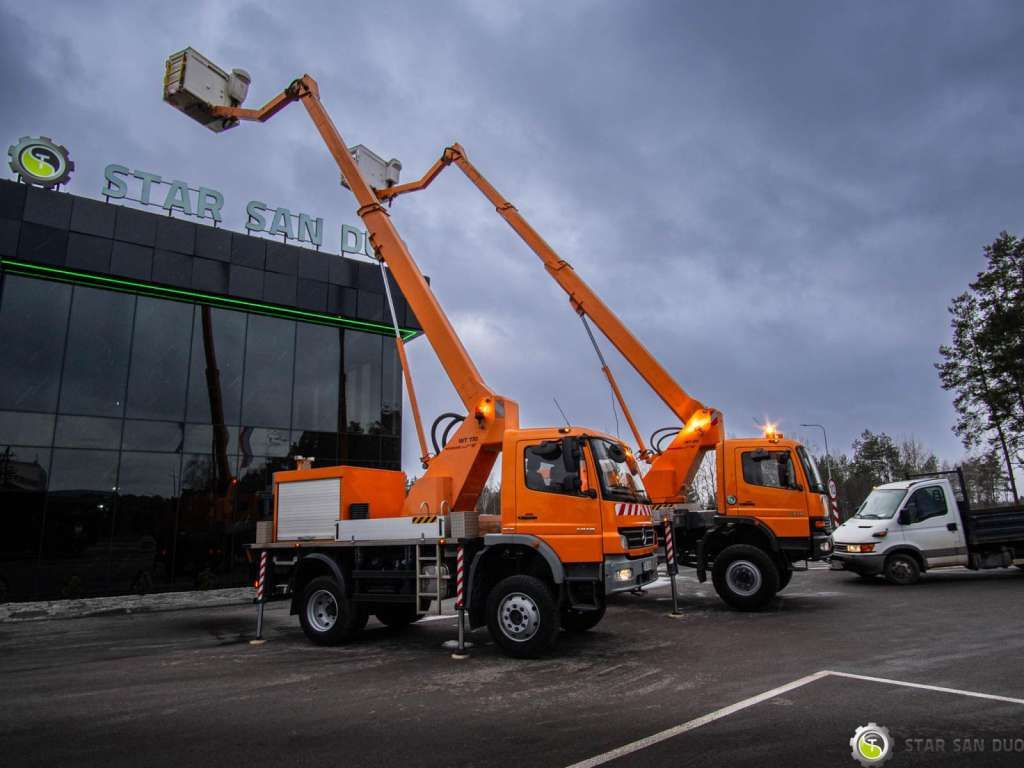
[[378, 144, 721, 502], [209, 78, 514, 513]]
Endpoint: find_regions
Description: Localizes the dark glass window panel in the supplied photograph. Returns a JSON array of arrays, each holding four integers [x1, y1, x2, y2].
[[380, 436, 400, 466], [116, 451, 183, 498], [345, 433, 380, 465], [42, 449, 119, 596], [110, 452, 181, 593], [292, 323, 340, 432], [0, 411, 56, 447], [59, 285, 135, 417], [122, 420, 184, 452], [48, 448, 119, 494], [0, 276, 71, 411], [241, 314, 295, 428], [236, 454, 290, 518], [239, 426, 291, 458], [380, 340, 402, 436], [54, 415, 122, 450], [185, 306, 246, 425], [290, 430, 339, 462], [125, 297, 193, 421], [343, 332, 382, 434], [183, 423, 240, 455], [0, 446, 50, 599]]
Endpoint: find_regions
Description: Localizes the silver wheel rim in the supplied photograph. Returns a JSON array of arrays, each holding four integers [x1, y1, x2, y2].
[[890, 559, 913, 581], [498, 592, 541, 642], [725, 560, 763, 596], [307, 589, 338, 632]]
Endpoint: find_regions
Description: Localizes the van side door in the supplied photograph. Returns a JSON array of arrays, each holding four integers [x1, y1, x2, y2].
[[899, 484, 967, 567]]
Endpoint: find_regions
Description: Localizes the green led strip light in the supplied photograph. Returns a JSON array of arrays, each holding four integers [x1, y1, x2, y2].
[[1, 259, 420, 341]]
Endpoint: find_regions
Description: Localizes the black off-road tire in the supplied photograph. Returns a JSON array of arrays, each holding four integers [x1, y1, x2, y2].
[[486, 575, 560, 658], [711, 544, 780, 611], [884, 553, 921, 585], [561, 602, 606, 633], [298, 575, 366, 645]]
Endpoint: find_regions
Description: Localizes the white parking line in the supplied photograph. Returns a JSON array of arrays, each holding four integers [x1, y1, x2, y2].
[[563, 671, 831, 768], [563, 670, 1024, 768], [826, 670, 1024, 705]]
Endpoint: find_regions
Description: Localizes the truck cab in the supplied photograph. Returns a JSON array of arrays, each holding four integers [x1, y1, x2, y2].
[[831, 477, 1024, 584]]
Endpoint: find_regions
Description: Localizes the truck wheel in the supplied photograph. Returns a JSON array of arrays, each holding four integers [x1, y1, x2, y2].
[[561, 602, 606, 633], [299, 575, 366, 645], [486, 575, 560, 658], [374, 604, 423, 628], [884, 554, 920, 585], [777, 564, 793, 591], [711, 544, 780, 611]]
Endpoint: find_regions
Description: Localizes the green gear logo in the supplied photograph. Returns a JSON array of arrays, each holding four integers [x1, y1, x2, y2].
[[8, 136, 74, 188], [850, 723, 893, 766]]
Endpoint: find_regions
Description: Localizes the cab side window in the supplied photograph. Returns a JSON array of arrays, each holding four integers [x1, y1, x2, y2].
[[524, 444, 574, 496], [904, 487, 948, 522], [741, 450, 800, 491]]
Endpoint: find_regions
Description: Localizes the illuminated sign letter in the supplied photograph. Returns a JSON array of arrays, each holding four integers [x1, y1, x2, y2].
[[246, 200, 268, 232], [196, 187, 224, 222], [298, 213, 323, 247], [341, 224, 363, 255], [268, 208, 294, 239], [103, 164, 130, 199], [162, 181, 193, 216], [132, 170, 162, 205]]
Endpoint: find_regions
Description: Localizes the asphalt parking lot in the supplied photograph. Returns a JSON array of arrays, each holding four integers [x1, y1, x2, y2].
[[2, 566, 1023, 768]]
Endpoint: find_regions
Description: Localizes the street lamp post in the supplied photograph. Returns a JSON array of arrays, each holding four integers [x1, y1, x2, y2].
[[800, 423, 832, 486], [801, 422, 839, 526]]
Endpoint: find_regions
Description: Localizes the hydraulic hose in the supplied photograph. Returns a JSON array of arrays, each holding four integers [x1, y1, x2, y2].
[[431, 412, 465, 455], [650, 426, 683, 454]]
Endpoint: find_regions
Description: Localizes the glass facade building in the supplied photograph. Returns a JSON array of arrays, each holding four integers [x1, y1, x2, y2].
[[0, 180, 419, 601]]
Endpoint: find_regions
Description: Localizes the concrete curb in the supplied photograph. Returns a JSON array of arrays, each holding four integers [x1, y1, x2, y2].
[[0, 587, 255, 623]]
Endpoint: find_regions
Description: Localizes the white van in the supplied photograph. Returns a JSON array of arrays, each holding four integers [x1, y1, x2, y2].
[[830, 476, 1024, 584]]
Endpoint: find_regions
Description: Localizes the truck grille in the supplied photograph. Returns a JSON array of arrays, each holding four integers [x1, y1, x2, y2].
[[833, 543, 848, 553], [620, 526, 655, 549]]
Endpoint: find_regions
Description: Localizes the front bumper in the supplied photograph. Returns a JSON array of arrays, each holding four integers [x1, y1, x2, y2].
[[830, 552, 886, 575], [604, 554, 658, 594]]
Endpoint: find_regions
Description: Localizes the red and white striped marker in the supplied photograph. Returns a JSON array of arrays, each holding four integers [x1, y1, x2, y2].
[[662, 518, 677, 575], [455, 546, 465, 609], [256, 550, 268, 602]]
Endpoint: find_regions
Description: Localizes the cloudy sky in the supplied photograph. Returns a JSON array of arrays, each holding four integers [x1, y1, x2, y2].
[[2, 1, 1022, 477]]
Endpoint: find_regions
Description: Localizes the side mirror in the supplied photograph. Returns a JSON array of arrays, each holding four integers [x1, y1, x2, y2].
[[562, 437, 581, 474], [583, 488, 597, 499], [898, 509, 913, 526]]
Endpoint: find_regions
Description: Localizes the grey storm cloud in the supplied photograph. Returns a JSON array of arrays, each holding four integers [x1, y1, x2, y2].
[[1, 0, 1022, 475]]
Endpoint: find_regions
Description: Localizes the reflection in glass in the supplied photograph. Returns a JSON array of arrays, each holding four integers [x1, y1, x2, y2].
[[0, 276, 70, 412], [59, 286, 135, 417], [0, 411, 56, 448], [54, 415, 122, 450], [292, 323, 340, 432], [0, 446, 50, 600], [185, 306, 246, 426], [344, 331, 382, 433], [40, 449, 119, 597], [380, 339, 402, 436], [242, 314, 295, 428], [126, 297, 193, 420], [121, 420, 184, 452]]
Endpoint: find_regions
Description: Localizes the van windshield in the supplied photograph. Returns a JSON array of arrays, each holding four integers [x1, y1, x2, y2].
[[854, 489, 906, 519]]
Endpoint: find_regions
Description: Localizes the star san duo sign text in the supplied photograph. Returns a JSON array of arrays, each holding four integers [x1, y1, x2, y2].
[[102, 164, 375, 256]]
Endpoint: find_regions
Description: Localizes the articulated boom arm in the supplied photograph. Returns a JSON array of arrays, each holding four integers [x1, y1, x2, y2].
[[209, 79, 516, 513], [378, 144, 721, 502]]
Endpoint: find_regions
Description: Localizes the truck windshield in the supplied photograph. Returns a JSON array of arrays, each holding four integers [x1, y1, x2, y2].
[[855, 489, 906, 519], [589, 438, 650, 503], [796, 446, 826, 494]]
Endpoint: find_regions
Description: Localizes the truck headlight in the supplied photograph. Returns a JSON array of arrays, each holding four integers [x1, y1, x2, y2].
[[615, 567, 633, 582], [619, 534, 629, 550]]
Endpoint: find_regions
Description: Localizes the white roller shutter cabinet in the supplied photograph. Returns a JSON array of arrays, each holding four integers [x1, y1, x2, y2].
[[277, 478, 340, 540]]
